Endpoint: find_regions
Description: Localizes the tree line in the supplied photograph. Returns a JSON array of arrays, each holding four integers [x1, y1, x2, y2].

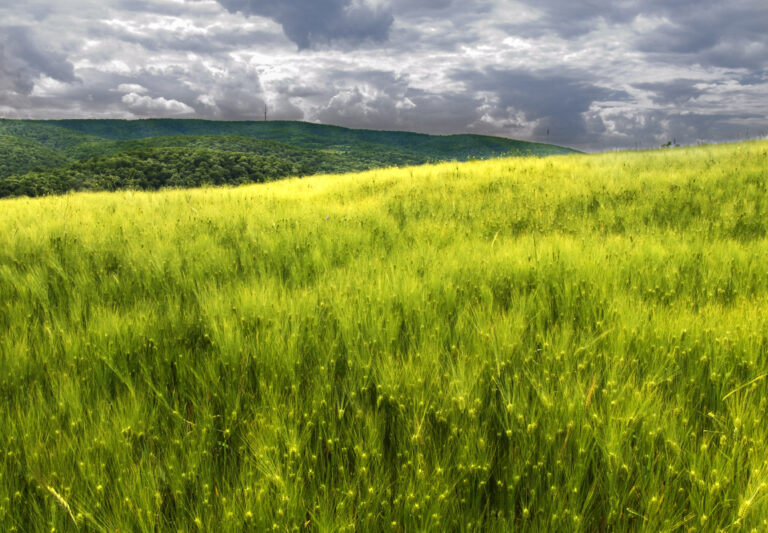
[[0, 148, 302, 198]]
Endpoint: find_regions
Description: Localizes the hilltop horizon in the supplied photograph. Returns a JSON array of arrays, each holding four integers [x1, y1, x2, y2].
[[1, 117, 582, 150], [0, 116, 577, 198]]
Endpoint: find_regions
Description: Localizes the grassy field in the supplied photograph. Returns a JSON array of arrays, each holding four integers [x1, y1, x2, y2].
[[1, 141, 768, 531]]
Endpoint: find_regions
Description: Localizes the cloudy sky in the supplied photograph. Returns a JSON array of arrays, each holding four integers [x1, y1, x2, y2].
[[0, 0, 766, 150]]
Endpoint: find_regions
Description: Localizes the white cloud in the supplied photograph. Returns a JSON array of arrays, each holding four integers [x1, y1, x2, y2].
[[121, 92, 194, 115], [117, 83, 148, 94]]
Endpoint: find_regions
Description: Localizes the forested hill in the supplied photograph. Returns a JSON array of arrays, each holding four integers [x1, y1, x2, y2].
[[0, 118, 579, 198], [0, 148, 300, 198], [23, 119, 578, 158], [61, 135, 426, 174], [0, 135, 70, 178]]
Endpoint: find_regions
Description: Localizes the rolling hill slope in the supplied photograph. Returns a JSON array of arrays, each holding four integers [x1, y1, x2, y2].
[[0, 118, 579, 197], [0, 135, 71, 179], [0, 148, 300, 197], [41, 118, 577, 158], [65, 135, 419, 174], [1, 140, 767, 530], [0, 120, 102, 155]]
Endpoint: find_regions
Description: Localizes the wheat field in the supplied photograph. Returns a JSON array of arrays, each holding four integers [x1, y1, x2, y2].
[[2, 141, 768, 531]]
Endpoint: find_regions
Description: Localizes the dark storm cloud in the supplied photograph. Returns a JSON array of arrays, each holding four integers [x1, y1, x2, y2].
[[214, 0, 394, 49], [739, 71, 768, 86], [398, 88, 490, 134], [497, 0, 675, 39], [508, 0, 768, 69], [633, 79, 705, 106], [510, 0, 709, 35], [600, 108, 767, 148], [312, 69, 411, 128], [392, 0, 454, 12], [0, 26, 77, 94], [633, 3, 768, 70], [390, 0, 494, 19], [454, 68, 629, 142], [114, 0, 213, 16]]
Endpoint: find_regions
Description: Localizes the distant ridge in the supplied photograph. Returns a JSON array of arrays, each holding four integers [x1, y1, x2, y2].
[[0, 118, 579, 198], [0, 118, 579, 157]]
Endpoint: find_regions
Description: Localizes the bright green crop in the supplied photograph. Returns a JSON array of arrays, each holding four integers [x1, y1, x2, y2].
[[1, 141, 767, 531]]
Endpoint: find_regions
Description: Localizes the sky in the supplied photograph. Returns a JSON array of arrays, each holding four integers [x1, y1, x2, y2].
[[0, 0, 766, 151]]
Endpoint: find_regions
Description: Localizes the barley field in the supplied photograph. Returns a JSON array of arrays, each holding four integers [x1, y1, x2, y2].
[[1, 141, 768, 531]]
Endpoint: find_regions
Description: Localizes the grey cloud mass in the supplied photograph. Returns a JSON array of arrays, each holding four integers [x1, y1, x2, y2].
[[0, 26, 77, 94], [455, 68, 630, 143], [215, 0, 394, 49], [0, 0, 766, 150], [633, 79, 705, 106]]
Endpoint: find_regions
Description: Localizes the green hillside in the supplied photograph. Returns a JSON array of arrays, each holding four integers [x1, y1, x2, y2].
[[67, 135, 418, 175], [0, 119, 578, 197], [2, 141, 768, 531], [0, 120, 102, 155], [0, 148, 300, 198], [0, 135, 71, 179], [42, 119, 577, 158]]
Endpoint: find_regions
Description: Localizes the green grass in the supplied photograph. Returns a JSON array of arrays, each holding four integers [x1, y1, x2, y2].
[[1, 141, 768, 531]]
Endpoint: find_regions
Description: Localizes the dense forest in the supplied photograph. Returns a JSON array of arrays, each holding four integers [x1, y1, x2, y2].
[[0, 135, 71, 179], [0, 119, 578, 198], [0, 148, 300, 197], [66, 135, 426, 174]]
